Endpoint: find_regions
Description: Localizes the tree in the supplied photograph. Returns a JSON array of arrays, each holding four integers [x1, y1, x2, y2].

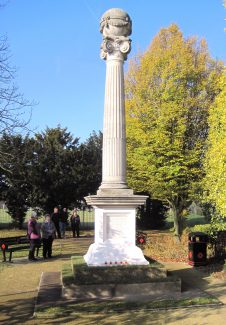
[[28, 126, 81, 213], [125, 24, 224, 239], [0, 127, 103, 226], [29, 127, 102, 213], [78, 131, 102, 201], [203, 72, 226, 222], [0, 32, 33, 173], [137, 194, 167, 229], [0, 134, 34, 228], [0, 35, 32, 136]]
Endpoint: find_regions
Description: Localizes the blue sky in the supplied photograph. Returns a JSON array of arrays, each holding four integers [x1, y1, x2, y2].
[[0, 0, 225, 142]]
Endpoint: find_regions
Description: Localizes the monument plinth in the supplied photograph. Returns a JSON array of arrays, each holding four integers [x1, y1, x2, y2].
[[84, 8, 148, 266]]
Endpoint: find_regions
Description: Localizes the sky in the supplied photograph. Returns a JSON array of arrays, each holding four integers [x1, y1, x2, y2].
[[0, 0, 225, 142]]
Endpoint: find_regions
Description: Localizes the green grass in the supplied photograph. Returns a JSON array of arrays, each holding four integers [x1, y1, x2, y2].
[[185, 214, 208, 227], [0, 229, 94, 262], [62, 255, 165, 286], [0, 208, 94, 229], [166, 213, 207, 229], [62, 263, 74, 285], [35, 296, 220, 318]]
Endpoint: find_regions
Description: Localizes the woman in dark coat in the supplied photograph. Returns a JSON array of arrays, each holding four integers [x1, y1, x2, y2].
[[41, 214, 56, 259], [70, 209, 80, 238]]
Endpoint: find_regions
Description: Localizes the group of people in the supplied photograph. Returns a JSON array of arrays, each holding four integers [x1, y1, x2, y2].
[[51, 207, 80, 239], [27, 207, 80, 261]]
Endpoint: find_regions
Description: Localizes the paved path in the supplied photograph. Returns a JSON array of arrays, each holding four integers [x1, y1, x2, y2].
[[164, 262, 226, 304], [161, 262, 226, 324], [36, 272, 62, 306]]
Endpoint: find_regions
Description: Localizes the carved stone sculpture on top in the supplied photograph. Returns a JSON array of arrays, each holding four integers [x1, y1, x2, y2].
[[100, 8, 132, 61]]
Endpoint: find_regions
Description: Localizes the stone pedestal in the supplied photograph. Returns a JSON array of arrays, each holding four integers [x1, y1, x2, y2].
[[84, 192, 148, 265], [84, 203, 148, 266], [84, 8, 148, 266]]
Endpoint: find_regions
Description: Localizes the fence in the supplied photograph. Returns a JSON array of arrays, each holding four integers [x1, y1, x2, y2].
[[0, 208, 95, 230], [78, 208, 95, 230]]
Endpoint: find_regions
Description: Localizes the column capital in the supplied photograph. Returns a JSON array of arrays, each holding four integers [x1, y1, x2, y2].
[[100, 37, 131, 61], [100, 8, 132, 61]]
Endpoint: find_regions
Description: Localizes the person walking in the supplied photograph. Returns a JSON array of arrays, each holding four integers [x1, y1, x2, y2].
[[41, 214, 56, 259], [60, 207, 68, 238], [51, 207, 61, 239], [27, 212, 41, 261], [70, 209, 80, 238]]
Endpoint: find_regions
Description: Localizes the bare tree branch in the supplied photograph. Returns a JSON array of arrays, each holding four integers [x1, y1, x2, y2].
[[0, 35, 35, 136]]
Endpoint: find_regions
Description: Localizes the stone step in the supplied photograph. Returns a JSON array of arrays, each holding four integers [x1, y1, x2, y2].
[[36, 272, 62, 306], [63, 275, 181, 302]]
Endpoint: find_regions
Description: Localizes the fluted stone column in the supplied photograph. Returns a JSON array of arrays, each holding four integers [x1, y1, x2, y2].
[[100, 37, 130, 190], [98, 9, 132, 192], [84, 8, 148, 266]]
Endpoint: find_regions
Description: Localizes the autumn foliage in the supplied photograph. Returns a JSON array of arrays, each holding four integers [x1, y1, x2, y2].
[[125, 24, 224, 239]]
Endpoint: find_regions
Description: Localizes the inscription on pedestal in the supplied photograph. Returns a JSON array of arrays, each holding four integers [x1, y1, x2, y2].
[[104, 213, 129, 241]]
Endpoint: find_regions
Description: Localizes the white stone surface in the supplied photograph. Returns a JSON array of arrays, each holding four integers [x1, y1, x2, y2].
[[93, 208, 136, 244], [84, 240, 149, 266], [84, 207, 148, 266], [101, 58, 127, 189], [99, 9, 131, 190], [84, 9, 148, 266]]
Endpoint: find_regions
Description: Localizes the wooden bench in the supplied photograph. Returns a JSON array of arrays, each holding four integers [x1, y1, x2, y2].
[[0, 236, 41, 262]]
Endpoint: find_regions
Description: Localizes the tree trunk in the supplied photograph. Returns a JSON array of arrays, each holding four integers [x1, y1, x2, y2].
[[18, 219, 23, 230], [171, 204, 181, 242]]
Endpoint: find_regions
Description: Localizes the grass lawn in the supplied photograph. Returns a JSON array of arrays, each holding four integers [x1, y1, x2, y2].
[[0, 230, 94, 324], [165, 213, 207, 229], [0, 208, 94, 229], [35, 296, 220, 321], [0, 228, 224, 324]]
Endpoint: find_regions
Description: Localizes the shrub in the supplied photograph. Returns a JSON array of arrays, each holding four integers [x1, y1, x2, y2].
[[190, 223, 226, 236]]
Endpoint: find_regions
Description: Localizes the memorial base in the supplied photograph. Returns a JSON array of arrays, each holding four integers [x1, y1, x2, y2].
[[84, 239, 149, 266], [62, 256, 181, 301]]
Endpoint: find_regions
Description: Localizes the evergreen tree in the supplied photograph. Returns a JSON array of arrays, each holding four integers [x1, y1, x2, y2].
[[0, 134, 34, 228], [78, 131, 102, 200], [28, 126, 81, 213], [0, 128, 102, 226]]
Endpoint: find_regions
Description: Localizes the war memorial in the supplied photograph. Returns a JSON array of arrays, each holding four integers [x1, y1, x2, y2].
[[61, 8, 181, 301], [1, 5, 226, 324]]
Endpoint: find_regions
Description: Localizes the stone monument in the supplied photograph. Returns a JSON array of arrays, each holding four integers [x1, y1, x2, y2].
[[84, 8, 148, 266]]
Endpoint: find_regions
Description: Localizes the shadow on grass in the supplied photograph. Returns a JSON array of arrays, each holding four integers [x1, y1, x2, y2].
[[0, 294, 223, 325], [0, 292, 36, 324], [34, 295, 222, 325], [35, 311, 166, 325]]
